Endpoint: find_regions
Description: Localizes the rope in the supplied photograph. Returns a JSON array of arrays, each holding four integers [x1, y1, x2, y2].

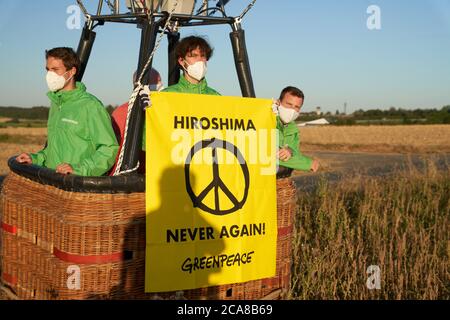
[[112, 87, 141, 175], [238, 0, 257, 21], [113, 0, 179, 176], [105, 0, 116, 13], [77, 0, 255, 175], [76, 0, 91, 19]]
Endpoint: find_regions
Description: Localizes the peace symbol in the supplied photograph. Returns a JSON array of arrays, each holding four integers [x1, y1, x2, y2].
[[184, 138, 250, 215]]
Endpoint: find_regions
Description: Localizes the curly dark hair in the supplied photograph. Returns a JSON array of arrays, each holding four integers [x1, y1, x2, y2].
[[175, 36, 213, 61]]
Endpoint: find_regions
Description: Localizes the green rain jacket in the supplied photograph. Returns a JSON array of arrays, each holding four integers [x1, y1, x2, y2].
[[30, 82, 119, 176], [162, 76, 220, 95], [277, 116, 313, 171], [142, 76, 220, 150]]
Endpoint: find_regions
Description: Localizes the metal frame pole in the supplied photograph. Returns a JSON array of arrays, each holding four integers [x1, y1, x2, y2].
[[75, 22, 96, 81], [229, 21, 255, 97], [167, 31, 181, 86], [120, 18, 160, 172]]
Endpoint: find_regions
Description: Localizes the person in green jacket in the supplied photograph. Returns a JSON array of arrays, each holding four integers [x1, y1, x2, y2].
[[163, 35, 220, 95], [142, 36, 220, 151], [274, 86, 319, 174], [16, 47, 119, 176]]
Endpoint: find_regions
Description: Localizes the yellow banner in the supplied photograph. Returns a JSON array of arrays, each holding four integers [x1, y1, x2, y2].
[[145, 92, 277, 293]]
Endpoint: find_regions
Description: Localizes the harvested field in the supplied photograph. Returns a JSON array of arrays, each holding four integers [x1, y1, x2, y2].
[[299, 125, 450, 153]]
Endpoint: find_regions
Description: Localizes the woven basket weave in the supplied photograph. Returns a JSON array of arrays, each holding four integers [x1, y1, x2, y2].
[[0, 172, 297, 300]]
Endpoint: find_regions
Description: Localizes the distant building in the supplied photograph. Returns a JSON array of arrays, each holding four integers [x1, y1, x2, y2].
[[298, 118, 330, 127], [316, 107, 322, 116]]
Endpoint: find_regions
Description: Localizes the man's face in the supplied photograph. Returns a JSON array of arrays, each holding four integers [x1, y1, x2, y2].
[[46, 56, 74, 79], [280, 92, 303, 113], [179, 46, 207, 68]]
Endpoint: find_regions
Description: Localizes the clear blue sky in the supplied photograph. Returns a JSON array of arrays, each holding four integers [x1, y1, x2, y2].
[[0, 0, 449, 113]]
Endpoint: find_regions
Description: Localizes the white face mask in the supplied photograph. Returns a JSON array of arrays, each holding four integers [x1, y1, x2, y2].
[[278, 104, 300, 124], [184, 60, 207, 81], [46, 71, 73, 92]]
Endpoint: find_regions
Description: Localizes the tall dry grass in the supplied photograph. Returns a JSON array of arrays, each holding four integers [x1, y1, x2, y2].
[[300, 125, 450, 153], [290, 162, 449, 299]]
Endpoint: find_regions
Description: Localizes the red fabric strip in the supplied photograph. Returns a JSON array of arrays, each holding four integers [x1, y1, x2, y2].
[[262, 277, 279, 287], [1, 222, 17, 235], [2, 272, 17, 286], [277, 226, 293, 237], [53, 247, 124, 264]]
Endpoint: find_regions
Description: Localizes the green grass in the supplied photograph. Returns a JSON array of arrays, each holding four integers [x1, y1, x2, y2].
[[0, 134, 45, 145]]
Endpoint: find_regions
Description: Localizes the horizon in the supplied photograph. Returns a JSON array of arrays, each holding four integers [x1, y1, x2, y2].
[[0, 104, 449, 115]]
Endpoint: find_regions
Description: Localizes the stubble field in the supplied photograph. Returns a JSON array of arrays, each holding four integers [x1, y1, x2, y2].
[[299, 124, 450, 153]]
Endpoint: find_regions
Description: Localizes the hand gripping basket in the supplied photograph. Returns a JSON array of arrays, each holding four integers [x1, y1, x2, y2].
[[0, 158, 297, 300]]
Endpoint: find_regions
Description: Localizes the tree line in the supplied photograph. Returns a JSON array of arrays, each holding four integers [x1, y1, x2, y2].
[[0, 105, 117, 120], [299, 105, 450, 125], [0, 105, 448, 125]]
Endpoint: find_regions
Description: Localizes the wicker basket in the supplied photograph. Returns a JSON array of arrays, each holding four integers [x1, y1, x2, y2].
[[0, 172, 297, 300]]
